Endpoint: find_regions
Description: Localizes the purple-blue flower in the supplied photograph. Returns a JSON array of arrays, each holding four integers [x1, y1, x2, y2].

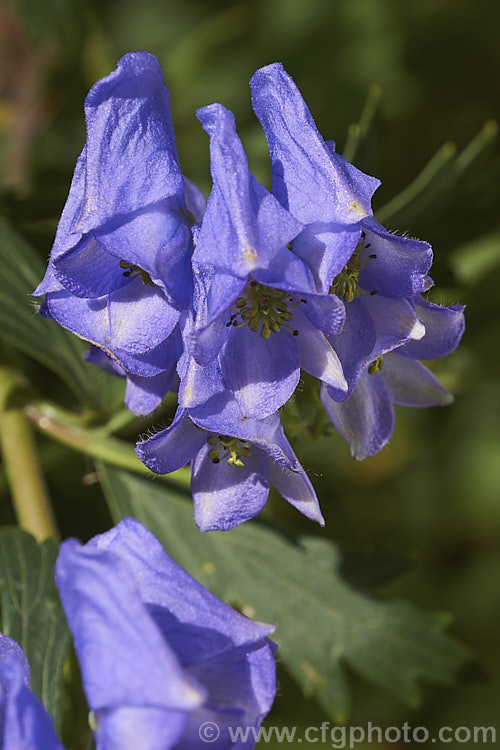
[[189, 103, 347, 419], [55, 517, 277, 749], [34, 52, 199, 414], [136, 391, 324, 530], [0, 634, 65, 749], [321, 297, 465, 459], [250, 63, 434, 397]]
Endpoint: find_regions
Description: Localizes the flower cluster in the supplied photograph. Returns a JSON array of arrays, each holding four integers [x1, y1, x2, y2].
[[35, 52, 464, 530], [0, 519, 276, 749]]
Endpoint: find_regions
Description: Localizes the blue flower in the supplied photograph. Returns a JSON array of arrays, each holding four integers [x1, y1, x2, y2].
[[0, 633, 65, 749], [320, 298, 465, 458], [136, 392, 324, 530], [83, 344, 180, 416], [250, 63, 434, 396], [55, 517, 277, 749], [190, 103, 347, 419], [34, 52, 200, 414]]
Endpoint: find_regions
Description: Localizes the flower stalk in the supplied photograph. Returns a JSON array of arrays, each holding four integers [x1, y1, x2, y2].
[[25, 400, 191, 490], [0, 368, 57, 540]]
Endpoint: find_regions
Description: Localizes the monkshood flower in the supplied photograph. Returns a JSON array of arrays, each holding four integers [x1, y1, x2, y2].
[[190, 103, 347, 419], [250, 63, 433, 395], [321, 297, 465, 459], [33, 52, 200, 414], [0, 633, 65, 749], [137, 391, 324, 530], [56, 517, 277, 750]]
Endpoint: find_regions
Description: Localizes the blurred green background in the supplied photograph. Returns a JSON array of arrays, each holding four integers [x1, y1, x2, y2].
[[1, 0, 499, 746]]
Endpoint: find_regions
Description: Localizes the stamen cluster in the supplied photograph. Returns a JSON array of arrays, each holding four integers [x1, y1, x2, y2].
[[226, 280, 303, 339], [207, 434, 252, 467], [119, 259, 154, 286], [330, 235, 377, 302]]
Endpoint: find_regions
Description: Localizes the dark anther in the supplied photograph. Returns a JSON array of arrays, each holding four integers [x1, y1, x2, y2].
[[250, 280, 257, 287], [301, 299, 307, 303], [212, 458, 220, 464], [292, 329, 299, 336], [370, 290, 377, 296], [365, 242, 371, 248], [369, 253, 377, 259], [123, 271, 131, 277]]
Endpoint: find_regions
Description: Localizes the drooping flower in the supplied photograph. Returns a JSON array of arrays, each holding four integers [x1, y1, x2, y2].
[[0, 633, 65, 749], [136, 391, 324, 530], [321, 297, 465, 459], [250, 63, 433, 396], [55, 517, 277, 750], [33, 52, 201, 414], [190, 103, 347, 419]]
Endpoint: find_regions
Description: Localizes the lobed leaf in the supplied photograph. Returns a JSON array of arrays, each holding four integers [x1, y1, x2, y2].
[[0, 528, 70, 729], [98, 463, 471, 722]]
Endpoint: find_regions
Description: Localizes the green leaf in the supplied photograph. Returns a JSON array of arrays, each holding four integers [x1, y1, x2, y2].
[[0, 528, 70, 729], [0, 216, 123, 410], [98, 464, 471, 722]]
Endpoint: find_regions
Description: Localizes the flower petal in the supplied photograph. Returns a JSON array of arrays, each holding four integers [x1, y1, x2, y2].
[[294, 308, 347, 391], [84, 345, 126, 377], [96, 706, 187, 750], [401, 298, 465, 360], [327, 298, 376, 400], [250, 63, 380, 224], [299, 289, 346, 336], [184, 641, 276, 747], [292, 222, 362, 292], [192, 444, 270, 531], [252, 246, 317, 294], [53, 234, 128, 298], [381, 353, 453, 407], [0, 642, 64, 750], [177, 355, 226, 410], [91, 517, 275, 655], [78, 52, 183, 233], [136, 409, 206, 475], [362, 294, 426, 360], [45, 290, 111, 350], [220, 325, 300, 419], [359, 218, 433, 298], [107, 278, 180, 354], [194, 103, 302, 277], [33, 149, 87, 296], [116, 327, 183, 378], [125, 364, 178, 415], [55, 538, 204, 712], [95, 207, 193, 309], [269, 461, 324, 525], [190, 393, 298, 470], [321, 373, 395, 460]]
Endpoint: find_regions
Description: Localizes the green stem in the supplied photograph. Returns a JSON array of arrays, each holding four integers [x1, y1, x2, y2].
[[0, 369, 58, 540], [375, 142, 456, 224], [343, 83, 381, 163], [25, 401, 191, 490]]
